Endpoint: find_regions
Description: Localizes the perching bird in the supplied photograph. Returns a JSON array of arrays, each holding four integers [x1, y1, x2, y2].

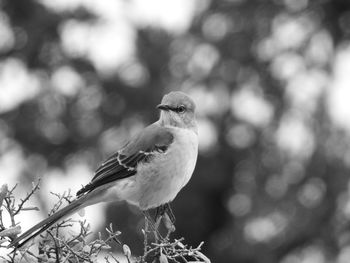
[[9, 91, 198, 248]]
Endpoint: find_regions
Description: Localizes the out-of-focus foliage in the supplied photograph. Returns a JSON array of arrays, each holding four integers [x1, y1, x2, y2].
[[0, 183, 208, 263], [2, 0, 350, 262], [0, 183, 126, 263]]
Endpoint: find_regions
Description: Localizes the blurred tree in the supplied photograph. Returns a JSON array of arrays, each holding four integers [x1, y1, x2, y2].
[[2, 0, 350, 262]]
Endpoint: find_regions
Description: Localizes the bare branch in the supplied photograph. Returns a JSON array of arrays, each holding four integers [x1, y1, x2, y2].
[[14, 179, 41, 216]]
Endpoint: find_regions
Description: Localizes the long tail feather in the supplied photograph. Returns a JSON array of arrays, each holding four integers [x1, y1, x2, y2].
[[9, 193, 93, 248]]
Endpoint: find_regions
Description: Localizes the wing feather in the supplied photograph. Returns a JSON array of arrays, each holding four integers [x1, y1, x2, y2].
[[77, 123, 173, 196]]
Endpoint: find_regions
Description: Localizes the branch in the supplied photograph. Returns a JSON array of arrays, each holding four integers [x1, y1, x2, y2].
[[14, 180, 41, 216]]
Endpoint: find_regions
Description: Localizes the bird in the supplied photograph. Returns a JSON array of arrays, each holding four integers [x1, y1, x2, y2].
[[9, 91, 198, 248]]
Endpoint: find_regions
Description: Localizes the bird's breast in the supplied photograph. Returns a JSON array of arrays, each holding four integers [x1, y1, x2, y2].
[[134, 127, 198, 209], [164, 128, 198, 186]]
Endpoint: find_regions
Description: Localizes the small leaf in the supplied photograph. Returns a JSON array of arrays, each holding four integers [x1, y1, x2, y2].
[[159, 253, 168, 263], [0, 226, 21, 237], [83, 245, 91, 253], [0, 184, 8, 207], [38, 254, 48, 261], [78, 208, 85, 217], [195, 251, 211, 263], [123, 244, 131, 258], [177, 241, 185, 249]]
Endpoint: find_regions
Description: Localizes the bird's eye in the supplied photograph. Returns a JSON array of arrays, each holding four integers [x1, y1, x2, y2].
[[177, 105, 186, 114]]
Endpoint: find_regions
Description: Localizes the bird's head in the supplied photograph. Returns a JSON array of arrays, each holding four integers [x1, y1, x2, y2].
[[157, 91, 197, 132]]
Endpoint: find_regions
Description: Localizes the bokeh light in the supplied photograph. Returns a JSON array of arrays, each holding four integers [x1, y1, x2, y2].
[[2, 0, 350, 262]]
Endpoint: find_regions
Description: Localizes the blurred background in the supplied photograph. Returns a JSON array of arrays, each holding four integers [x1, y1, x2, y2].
[[2, 0, 350, 262]]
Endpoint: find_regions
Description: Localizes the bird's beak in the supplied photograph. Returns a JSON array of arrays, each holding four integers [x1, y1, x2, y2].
[[157, 104, 171, 111]]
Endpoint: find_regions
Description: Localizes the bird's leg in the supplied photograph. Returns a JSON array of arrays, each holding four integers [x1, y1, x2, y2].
[[141, 215, 149, 262], [153, 208, 163, 242], [163, 203, 176, 237], [153, 205, 165, 241], [155, 203, 175, 224], [142, 210, 156, 232], [164, 203, 175, 225], [144, 213, 149, 250], [142, 210, 163, 242], [155, 205, 166, 222], [154, 203, 176, 238]]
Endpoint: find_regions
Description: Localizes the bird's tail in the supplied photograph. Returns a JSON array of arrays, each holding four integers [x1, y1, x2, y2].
[[9, 192, 94, 249]]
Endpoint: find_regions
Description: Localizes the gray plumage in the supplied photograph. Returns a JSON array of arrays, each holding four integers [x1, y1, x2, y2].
[[9, 91, 198, 248]]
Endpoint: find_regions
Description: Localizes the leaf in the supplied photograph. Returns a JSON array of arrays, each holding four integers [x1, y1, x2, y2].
[[159, 253, 168, 263]]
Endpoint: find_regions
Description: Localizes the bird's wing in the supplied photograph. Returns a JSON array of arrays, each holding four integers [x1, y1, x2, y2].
[[76, 123, 174, 196]]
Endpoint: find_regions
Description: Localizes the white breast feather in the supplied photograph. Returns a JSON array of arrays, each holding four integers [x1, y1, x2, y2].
[[136, 127, 198, 209]]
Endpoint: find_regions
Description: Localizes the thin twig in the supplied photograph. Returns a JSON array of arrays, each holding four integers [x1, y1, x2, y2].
[[14, 180, 41, 216]]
